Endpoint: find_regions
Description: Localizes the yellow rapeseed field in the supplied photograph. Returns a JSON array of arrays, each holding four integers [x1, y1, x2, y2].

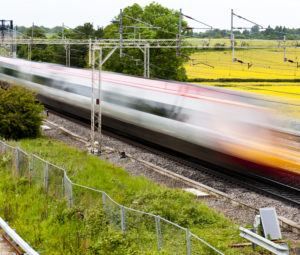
[[185, 48, 300, 120], [185, 49, 300, 80]]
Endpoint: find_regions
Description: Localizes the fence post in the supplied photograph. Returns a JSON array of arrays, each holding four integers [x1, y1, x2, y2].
[[1, 141, 6, 154], [155, 216, 163, 250], [31, 155, 34, 182], [102, 192, 106, 210], [186, 229, 191, 255], [27, 154, 31, 182], [44, 162, 49, 193], [69, 181, 73, 208], [16, 148, 20, 175], [61, 174, 65, 199], [63, 171, 67, 198], [121, 206, 125, 232]]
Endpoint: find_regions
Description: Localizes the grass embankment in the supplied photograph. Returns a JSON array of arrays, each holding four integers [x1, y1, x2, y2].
[[0, 137, 261, 254]]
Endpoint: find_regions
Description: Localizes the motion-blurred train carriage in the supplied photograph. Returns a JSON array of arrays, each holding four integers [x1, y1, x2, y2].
[[0, 56, 299, 188]]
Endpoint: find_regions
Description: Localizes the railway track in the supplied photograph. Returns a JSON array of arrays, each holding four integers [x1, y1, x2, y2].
[[45, 108, 300, 208]]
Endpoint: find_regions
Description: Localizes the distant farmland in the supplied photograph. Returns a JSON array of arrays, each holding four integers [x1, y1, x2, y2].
[[185, 48, 300, 80], [184, 45, 300, 120]]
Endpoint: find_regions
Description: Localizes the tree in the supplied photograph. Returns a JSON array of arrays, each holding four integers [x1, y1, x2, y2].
[[0, 84, 44, 140], [17, 27, 49, 61], [102, 3, 193, 81], [17, 23, 104, 68], [67, 23, 104, 68]]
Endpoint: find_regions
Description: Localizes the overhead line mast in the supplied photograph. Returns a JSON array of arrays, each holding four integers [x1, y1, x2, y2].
[[177, 9, 212, 56], [230, 9, 264, 63]]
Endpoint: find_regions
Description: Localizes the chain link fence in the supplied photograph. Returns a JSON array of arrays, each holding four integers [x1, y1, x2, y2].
[[0, 140, 224, 255]]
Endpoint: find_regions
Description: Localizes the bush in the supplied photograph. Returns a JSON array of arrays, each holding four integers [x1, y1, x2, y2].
[[0, 84, 44, 140]]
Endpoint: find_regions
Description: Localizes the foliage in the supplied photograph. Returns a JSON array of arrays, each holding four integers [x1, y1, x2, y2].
[[102, 3, 193, 81], [17, 23, 104, 68], [0, 84, 44, 140], [66, 23, 104, 68], [17, 27, 48, 62]]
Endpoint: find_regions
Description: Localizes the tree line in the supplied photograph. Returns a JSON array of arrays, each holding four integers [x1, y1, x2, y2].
[[194, 25, 300, 40]]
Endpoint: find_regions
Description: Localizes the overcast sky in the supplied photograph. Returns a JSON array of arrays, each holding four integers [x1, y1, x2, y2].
[[2, 0, 300, 30]]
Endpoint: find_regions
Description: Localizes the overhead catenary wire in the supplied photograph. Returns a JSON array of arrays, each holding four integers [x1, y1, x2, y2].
[[182, 14, 212, 29]]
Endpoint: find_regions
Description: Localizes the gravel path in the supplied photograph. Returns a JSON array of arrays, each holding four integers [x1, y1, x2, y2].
[[0, 236, 16, 255], [44, 112, 300, 242]]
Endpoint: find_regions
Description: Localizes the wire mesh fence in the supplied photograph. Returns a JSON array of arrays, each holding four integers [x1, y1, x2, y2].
[[0, 140, 224, 255]]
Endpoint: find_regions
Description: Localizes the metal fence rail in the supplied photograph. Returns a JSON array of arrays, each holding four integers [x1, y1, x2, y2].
[[0, 217, 39, 255], [0, 140, 224, 254]]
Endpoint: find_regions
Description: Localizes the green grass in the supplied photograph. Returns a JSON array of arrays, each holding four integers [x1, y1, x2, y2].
[[0, 137, 265, 254]]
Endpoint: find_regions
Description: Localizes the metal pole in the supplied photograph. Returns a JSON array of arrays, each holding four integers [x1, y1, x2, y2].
[[147, 45, 150, 78], [62, 23, 64, 40], [13, 26, 17, 58], [97, 47, 102, 153], [88, 38, 92, 66], [186, 229, 191, 255], [31, 22, 34, 39], [90, 46, 95, 154], [102, 192, 106, 210], [65, 44, 68, 66], [231, 9, 234, 62], [29, 22, 34, 60], [16, 148, 20, 175], [28, 43, 31, 60], [232, 34, 235, 62], [68, 44, 70, 66], [155, 216, 163, 250], [9, 25, 13, 57], [144, 44, 147, 78], [178, 8, 182, 56], [121, 206, 125, 232], [283, 35, 286, 62], [44, 162, 49, 193], [65, 43, 70, 66], [120, 9, 123, 57]]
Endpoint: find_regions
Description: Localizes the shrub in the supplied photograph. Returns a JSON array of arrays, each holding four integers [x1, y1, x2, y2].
[[0, 83, 44, 140]]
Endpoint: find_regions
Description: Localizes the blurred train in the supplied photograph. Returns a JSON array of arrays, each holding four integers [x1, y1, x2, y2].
[[0, 56, 299, 188]]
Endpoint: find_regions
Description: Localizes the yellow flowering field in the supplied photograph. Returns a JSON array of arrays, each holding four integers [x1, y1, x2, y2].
[[193, 82, 300, 120], [185, 48, 300, 120], [185, 49, 300, 80]]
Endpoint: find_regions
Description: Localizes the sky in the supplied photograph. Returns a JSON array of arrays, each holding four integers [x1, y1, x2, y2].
[[2, 0, 300, 30]]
